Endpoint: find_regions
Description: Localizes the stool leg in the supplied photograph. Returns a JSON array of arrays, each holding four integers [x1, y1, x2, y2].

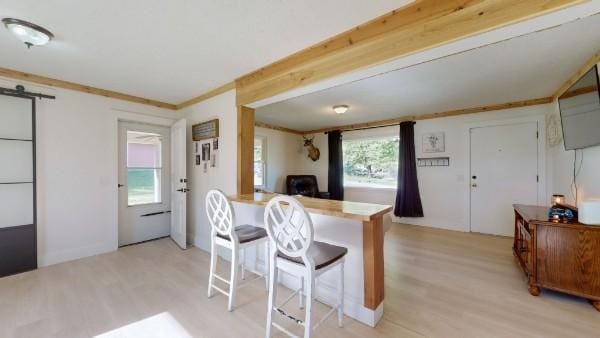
[[241, 248, 246, 280], [207, 236, 217, 298], [299, 276, 305, 309], [228, 245, 239, 312], [304, 273, 315, 338], [264, 241, 269, 291], [337, 263, 344, 327], [266, 255, 278, 338]]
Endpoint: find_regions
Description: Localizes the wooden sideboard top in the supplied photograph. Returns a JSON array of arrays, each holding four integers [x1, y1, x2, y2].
[[230, 193, 392, 221], [513, 204, 600, 230]]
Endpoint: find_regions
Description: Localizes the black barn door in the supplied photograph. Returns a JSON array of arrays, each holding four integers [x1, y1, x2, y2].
[[0, 92, 37, 277]]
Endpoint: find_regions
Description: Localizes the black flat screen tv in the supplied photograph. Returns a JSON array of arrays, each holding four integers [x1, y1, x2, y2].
[[558, 64, 600, 150]]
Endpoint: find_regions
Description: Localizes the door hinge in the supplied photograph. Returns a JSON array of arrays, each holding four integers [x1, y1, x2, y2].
[[536, 175, 539, 183], [536, 131, 539, 139]]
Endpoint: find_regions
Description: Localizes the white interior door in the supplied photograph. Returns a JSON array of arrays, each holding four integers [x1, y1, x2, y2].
[[470, 122, 539, 236], [170, 118, 187, 249], [118, 122, 171, 246]]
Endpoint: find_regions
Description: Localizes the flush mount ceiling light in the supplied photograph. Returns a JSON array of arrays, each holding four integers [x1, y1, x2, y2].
[[2, 18, 54, 48], [333, 105, 349, 114]]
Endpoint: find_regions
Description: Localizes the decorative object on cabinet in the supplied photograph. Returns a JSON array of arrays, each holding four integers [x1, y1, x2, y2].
[[578, 200, 600, 225], [513, 204, 600, 312], [422, 132, 445, 153], [551, 194, 565, 206]]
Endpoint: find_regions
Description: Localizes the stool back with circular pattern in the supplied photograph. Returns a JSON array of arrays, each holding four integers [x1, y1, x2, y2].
[[264, 195, 314, 260], [206, 189, 237, 241]]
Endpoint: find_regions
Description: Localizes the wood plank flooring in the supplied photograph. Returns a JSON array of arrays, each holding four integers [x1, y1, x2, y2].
[[0, 224, 598, 337]]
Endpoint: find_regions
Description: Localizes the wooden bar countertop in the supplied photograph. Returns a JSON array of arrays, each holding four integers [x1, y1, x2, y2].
[[229, 193, 392, 221]]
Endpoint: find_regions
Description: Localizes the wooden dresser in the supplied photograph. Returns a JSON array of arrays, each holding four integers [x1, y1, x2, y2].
[[513, 204, 600, 311]]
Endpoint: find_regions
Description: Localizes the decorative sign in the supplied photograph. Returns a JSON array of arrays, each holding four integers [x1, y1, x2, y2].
[[192, 119, 219, 141], [418, 157, 450, 167], [422, 132, 445, 153]]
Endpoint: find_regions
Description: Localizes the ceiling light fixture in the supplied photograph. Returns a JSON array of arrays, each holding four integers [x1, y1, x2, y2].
[[2, 18, 54, 48], [333, 105, 349, 114]]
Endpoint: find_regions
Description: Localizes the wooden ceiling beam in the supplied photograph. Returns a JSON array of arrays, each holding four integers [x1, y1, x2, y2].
[[552, 49, 600, 100], [0, 67, 177, 110], [299, 96, 554, 135], [235, 0, 586, 106]]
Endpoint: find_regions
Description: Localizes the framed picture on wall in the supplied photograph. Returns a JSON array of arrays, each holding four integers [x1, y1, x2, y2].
[[202, 143, 211, 161], [422, 132, 445, 153]]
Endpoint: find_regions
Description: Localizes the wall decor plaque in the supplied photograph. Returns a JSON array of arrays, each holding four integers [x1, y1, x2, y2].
[[192, 119, 219, 141]]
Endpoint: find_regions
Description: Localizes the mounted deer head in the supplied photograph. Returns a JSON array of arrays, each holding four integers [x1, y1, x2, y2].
[[303, 135, 320, 161]]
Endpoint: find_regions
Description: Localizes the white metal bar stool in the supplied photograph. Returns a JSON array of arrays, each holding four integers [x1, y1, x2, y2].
[[264, 195, 346, 338], [205, 189, 269, 311]]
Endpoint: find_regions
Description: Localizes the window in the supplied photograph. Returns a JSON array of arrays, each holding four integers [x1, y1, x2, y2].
[[127, 131, 163, 205], [254, 137, 266, 188], [342, 136, 399, 188]]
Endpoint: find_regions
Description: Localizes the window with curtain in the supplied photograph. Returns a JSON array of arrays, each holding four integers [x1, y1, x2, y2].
[[342, 136, 399, 188], [126, 131, 163, 206], [254, 137, 266, 188]]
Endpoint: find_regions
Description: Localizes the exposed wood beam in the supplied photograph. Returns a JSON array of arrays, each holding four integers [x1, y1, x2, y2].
[[237, 106, 255, 195], [558, 84, 598, 99], [0, 67, 177, 110], [235, 0, 586, 106], [176, 82, 236, 110], [254, 121, 304, 135], [301, 97, 554, 135], [553, 49, 600, 100]]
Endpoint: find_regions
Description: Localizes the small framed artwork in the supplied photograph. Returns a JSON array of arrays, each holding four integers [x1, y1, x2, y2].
[[213, 138, 219, 151], [202, 143, 211, 161], [422, 132, 445, 153], [195, 155, 201, 165]]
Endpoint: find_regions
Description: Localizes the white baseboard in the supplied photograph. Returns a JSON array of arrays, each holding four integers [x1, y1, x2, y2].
[[38, 241, 117, 267]]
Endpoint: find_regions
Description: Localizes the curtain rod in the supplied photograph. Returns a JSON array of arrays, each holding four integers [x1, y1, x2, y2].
[[0, 85, 56, 100], [323, 121, 415, 134]]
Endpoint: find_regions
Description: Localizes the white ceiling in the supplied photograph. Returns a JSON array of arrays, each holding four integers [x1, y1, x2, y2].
[[0, 0, 413, 104], [256, 14, 600, 131]]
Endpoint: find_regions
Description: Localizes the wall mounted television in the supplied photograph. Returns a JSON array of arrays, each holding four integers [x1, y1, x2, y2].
[[558, 64, 600, 151]]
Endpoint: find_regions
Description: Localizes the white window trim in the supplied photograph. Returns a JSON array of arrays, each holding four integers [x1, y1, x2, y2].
[[254, 135, 267, 189]]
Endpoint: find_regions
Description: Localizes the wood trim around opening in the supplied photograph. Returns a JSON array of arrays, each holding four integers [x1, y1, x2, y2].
[[237, 106, 255, 195], [0, 67, 177, 110]]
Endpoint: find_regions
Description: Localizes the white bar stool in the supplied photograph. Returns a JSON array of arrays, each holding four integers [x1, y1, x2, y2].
[[205, 189, 269, 311], [264, 195, 346, 338]]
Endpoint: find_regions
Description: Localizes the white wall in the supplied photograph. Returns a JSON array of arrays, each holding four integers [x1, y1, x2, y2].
[[0, 76, 178, 267], [255, 128, 329, 194], [255, 127, 298, 193], [179, 90, 238, 251]]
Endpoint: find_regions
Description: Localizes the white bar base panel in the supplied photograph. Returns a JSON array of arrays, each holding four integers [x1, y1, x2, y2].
[[232, 201, 385, 327]]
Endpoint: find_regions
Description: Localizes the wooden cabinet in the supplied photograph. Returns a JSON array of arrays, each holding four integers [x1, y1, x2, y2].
[[513, 204, 600, 311]]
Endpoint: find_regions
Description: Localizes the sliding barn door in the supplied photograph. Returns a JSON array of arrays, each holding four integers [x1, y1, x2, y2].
[[0, 93, 37, 276]]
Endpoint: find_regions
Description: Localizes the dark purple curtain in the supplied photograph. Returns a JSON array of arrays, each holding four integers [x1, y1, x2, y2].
[[394, 121, 423, 217], [327, 130, 344, 200]]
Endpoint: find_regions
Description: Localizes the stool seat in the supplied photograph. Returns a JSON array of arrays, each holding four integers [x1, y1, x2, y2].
[[278, 241, 347, 270], [217, 224, 268, 244]]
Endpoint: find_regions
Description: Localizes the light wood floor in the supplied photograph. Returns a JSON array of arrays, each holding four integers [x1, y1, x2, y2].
[[1, 224, 598, 338]]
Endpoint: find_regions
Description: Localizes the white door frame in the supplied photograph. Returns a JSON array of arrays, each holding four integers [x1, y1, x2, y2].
[[463, 114, 547, 233]]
